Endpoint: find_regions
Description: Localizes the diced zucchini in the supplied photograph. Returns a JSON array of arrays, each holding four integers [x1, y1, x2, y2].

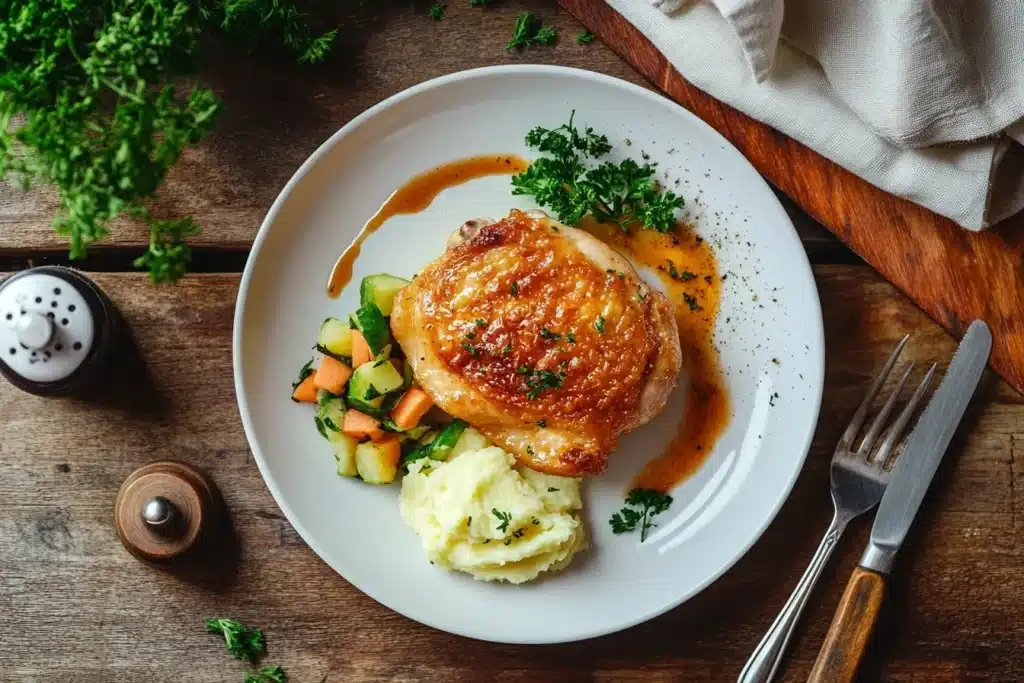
[[356, 441, 399, 484], [331, 433, 359, 477], [348, 359, 404, 403], [427, 419, 468, 461], [316, 394, 346, 438], [360, 274, 411, 317], [351, 303, 390, 355], [448, 426, 491, 460], [316, 318, 353, 359]]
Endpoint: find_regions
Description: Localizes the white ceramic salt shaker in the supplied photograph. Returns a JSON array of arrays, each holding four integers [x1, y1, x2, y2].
[[0, 266, 121, 396]]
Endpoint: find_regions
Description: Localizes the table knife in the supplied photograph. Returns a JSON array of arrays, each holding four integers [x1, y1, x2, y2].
[[807, 320, 992, 683]]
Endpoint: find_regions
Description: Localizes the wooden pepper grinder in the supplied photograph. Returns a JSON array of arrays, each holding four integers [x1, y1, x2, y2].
[[114, 461, 224, 564]]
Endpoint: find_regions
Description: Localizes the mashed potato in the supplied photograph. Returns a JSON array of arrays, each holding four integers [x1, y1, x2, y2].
[[400, 445, 586, 584]]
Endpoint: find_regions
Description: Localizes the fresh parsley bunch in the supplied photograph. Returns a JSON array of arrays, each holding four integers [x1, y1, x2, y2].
[[0, 0, 335, 284], [511, 113, 684, 232]]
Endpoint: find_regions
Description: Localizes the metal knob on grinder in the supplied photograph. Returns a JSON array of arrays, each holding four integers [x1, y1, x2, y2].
[[114, 461, 223, 564]]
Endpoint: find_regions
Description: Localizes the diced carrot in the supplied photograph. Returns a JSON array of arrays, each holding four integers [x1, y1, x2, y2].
[[291, 373, 318, 403], [314, 356, 353, 394], [391, 387, 434, 431], [351, 330, 372, 367], [375, 436, 402, 467], [343, 409, 384, 441]]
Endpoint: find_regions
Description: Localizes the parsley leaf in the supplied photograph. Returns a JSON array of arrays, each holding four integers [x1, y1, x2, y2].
[[291, 359, 314, 390], [539, 327, 561, 341], [520, 361, 568, 399], [206, 617, 265, 663], [608, 489, 673, 541], [461, 341, 480, 357], [512, 113, 683, 233], [576, 30, 595, 44], [595, 316, 606, 334], [507, 12, 557, 50], [470, 0, 493, 5], [428, 2, 446, 20], [245, 665, 287, 683], [492, 508, 512, 533], [683, 293, 702, 312]]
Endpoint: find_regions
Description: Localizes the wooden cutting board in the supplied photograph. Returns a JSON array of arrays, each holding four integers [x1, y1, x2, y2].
[[559, 0, 1024, 394]]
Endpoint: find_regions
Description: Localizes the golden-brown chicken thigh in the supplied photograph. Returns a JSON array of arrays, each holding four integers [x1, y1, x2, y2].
[[391, 210, 681, 476]]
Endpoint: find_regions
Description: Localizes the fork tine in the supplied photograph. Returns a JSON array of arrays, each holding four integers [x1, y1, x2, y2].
[[875, 362, 938, 466], [857, 362, 914, 458], [837, 334, 910, 451]]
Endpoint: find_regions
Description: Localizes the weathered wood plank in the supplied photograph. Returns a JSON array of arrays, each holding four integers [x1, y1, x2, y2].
[[0, 269, 1019, 682], [0, 1, 836, 259]]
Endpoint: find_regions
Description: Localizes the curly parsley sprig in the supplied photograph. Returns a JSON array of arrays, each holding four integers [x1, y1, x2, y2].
[[512, 112, 684, 232], [609, 488, 673, 542], [0, 0, 335, 284]]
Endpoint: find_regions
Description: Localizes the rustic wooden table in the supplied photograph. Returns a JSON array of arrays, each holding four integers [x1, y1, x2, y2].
[[1, 4, 1020, 682]]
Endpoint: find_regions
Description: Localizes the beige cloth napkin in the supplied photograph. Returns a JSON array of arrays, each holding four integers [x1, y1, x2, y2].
[[612, 0, 1024, 229]]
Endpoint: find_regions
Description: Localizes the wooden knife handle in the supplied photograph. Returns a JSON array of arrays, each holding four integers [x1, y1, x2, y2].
[[807, 566, 886, 683]]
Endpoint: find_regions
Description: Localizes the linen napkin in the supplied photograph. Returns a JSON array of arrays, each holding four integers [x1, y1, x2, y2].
[[610, 0, 1024, 230]]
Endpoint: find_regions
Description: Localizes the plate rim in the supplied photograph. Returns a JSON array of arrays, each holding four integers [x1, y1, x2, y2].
[[232, 63, 825, 644]]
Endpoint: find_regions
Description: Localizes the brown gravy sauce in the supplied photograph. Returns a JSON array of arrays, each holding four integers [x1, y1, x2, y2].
[[326, 155, 728, 492], [327, 155, 530, 297], [578, 220, 729, 492]]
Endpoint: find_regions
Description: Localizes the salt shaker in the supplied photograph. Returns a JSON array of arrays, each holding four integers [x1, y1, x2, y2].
[[0, 266, 121, 396]]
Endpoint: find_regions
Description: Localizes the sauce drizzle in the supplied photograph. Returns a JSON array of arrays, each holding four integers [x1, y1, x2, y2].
[[579, 219, 729, 492], [327, 155, 530, 297]]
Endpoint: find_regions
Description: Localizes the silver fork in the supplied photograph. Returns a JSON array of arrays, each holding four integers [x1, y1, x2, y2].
[[737, 335, 937, 683]]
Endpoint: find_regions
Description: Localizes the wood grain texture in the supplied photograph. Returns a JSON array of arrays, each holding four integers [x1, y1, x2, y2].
[[807, 567, 887, 683], [556, 0, 1024, 398], [0, 270, 1020, 682], [0, 2, 840, 259]]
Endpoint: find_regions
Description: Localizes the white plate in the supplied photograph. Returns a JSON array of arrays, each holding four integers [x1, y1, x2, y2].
[[233, 65, 824, 644]]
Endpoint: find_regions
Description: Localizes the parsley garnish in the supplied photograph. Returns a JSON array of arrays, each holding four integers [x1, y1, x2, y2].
[[540, 327, 561, 341], [470, 0, 493, 5], [566, 331, 576, 343], [510, 281, 520, 296], [507, 12, 558, 50], [475, 318, 487, 327], [608, 489, 674, 542], [313, 416, 328, 440], [465, 331, 476, 340], [520, 361, 568, 399], [427, 2, 446, 20], [502, 343, 513, 354], [526, 445, 535, 455], [683, 293, 702, 312], [245, 666, 287, 683], [547, 487, 560, 492], [666, 259, 695, 281], [291, 359, 314, 390], [0, 0, 334, 283], [512, 113, 684, 232], [206, 618, 265, 663], [536, 419, 547, 428], [461, 341, 480, 357], [492, 509, 512, 533], [576, 30, 595, 44], [595, 316, 606, 334]]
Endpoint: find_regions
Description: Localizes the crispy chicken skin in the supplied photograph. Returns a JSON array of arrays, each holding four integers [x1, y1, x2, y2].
[[390, 210, 682, 476]]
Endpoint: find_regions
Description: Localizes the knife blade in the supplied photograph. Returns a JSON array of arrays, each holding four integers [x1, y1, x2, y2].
[[860, 319, 992, 575]]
